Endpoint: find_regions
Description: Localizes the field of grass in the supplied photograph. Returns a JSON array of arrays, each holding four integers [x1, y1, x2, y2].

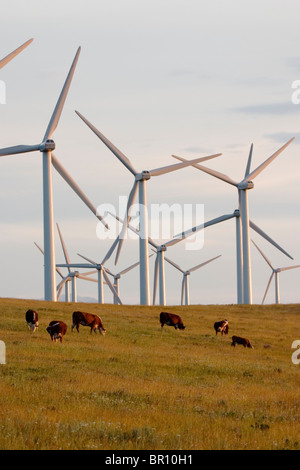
[[0, 298, 299, 450]]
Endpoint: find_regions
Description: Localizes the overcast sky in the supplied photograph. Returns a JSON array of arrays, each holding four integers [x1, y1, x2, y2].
[[0, 0, 299, 305]]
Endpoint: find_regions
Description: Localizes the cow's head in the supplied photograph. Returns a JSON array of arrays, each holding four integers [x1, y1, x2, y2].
[[98, 326, 106, 335]]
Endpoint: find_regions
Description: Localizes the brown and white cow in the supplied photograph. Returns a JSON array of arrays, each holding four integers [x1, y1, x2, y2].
[[71, 311, 106, 335], [46, 321, 67, 343], [25, 309, 39, 332], [231, 335, 253, 349], [160, 312, 185, 330], [214, 319, 229, 336]]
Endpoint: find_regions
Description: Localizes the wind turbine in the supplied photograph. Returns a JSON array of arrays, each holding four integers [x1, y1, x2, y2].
[[172, 138, 294, 304], [35, 238, 97, 302], [56, 223, 98, 302], [75, 110, 222, 305], [174, 210, 293, 305], [252, 240, 300, 304], [0, 39, 33, 70], [57, 235, 123, 304], [162, 254, 222, 305], [0, 46, 82, 301]]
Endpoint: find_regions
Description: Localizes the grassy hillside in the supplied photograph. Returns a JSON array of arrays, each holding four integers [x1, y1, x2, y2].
[[0, 298, 299, 450]]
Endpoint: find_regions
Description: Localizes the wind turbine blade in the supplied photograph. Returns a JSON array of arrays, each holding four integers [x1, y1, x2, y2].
[[102, 268, 123, 304], [278, 265, 300, 272], [171, 212, 237, 244], [244, 144, 253, 179], [251, 240, 274, 270], [241, 138, 294, 183], [250, 220, 293, 260], [262, 272, 274, 304], [188, 255, 222, 272], [101, 235, 120, 265], [153, 255, 159, 305], [77, 274, 98, 283], [164, 255, 185, 273], [34, 241, 64, 279], [78, 270, 98, 276], [150, 154, 222, 177], [43, 47, 81, 141], [51, 153, 109, 229], [56, 223, 71, 273], [0, 38, 33, 70], [34, 241, 44, 255], [115, 180, 138, 264], [77, 253, 98, 265], [0, 144, 41, 157], [75, 111, 138, 176], [181, 278, 185, 305], [118, 260, 141, 276], [172, 155, 238, 186]]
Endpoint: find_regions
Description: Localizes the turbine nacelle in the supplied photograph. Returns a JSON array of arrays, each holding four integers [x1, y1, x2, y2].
[[238, 181, 254, 190], [157, 245, 167, 252], [136, 170, 151, 181], [40, 139, 56, 152]]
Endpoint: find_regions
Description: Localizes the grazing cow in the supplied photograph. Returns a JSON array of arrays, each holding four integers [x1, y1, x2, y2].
[[25, 309, 39, 332], [72, 311, 106, 335], [231, 335, 253, 349], [160, 312, 185, 330], [214, 319, 229, 336], [46, 321, 67, 343]]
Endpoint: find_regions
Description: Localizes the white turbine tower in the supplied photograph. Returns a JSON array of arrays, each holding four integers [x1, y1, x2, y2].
[[252, 240, 300, 304], [0, 47, 82, 301], [75, 110, 222, 306], [0, 39, 33, 69], [163, 254, 222, 305], [172, 139, 294, 304]]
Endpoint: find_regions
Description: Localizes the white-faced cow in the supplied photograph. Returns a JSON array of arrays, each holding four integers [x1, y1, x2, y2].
[[214, 319, 229, 336], [231, 335, 253, 349], [46, 321, 67, 343], [71, 311, 106, 335], [160, 312, 185, 330], [25, 309, 39, 332]]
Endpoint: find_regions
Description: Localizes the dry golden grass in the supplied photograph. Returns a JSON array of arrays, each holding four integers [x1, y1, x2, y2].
[[0, 298, 299, 450]]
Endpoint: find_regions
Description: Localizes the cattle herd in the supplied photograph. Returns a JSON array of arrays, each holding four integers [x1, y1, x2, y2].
[[25, 309, 253, 348]]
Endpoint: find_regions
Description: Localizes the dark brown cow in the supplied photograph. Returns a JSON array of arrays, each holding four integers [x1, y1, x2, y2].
[[72, 311, 106, 335], [231, 335, 253, 349], [160, 312, 185, 330], [214, 319, 229, 336], [25, 309, 39, 332], [46, 321, 67, 343]]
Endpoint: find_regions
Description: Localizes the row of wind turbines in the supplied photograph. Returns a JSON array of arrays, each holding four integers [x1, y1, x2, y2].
[[1, 39, 299, 306]]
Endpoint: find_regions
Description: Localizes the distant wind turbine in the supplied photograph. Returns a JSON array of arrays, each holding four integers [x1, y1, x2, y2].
[[172, 139, 294, 304], [174, 210, 293, 305], [163, 254, 222, 305], [0, 38, 33, 69], [56, 223, 98, 302], [57, 236, 123, 304], [252, 240, 300, 304], [75, 110, 222, 305]]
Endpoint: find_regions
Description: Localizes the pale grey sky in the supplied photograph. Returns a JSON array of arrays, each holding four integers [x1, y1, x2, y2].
[[0, 0, 299, 304]]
